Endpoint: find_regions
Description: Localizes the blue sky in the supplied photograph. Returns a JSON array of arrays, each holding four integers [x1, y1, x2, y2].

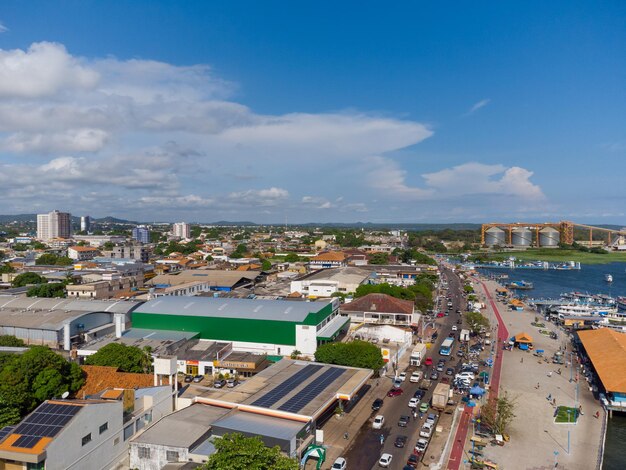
[[0, 1, 624, 223]]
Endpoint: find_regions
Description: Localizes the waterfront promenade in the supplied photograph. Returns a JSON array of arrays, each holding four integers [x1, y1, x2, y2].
[[475, 278, 604, 470]]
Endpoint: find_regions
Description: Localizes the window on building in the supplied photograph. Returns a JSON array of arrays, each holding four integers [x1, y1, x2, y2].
[[114, 437, 120, 446], [138, 446, 151, 459], [166, 450, 179, 462], [81, 433, 92, 446], [27, 462, 45, 470], [123, 424, 133, 441], [99, 422, 108, 434]]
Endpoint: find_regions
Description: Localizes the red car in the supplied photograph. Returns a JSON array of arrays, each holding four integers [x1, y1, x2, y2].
[[387, 388, 404, 397], [437, 312, 445, 318], [424, 357, 433, 366]]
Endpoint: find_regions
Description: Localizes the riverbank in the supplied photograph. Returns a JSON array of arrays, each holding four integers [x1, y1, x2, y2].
[[478, 249, 626, 265]]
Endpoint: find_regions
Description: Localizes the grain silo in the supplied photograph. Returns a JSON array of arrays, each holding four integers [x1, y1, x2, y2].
[[485, 227, 506, 246], [539, 227, 560, 247], [511, 227, 533, 247]]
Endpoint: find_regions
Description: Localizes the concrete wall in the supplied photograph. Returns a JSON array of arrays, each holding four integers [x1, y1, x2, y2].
[[130, 443, 191, 470], [295, 324, 317, 356], [45, 402, 125, 470]]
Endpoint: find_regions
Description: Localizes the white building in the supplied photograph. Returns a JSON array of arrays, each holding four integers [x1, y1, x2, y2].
[[80, 215, 91, 233], [37, 210, 72, 241], [172, 222, 191, 240], [290, 267, 372, 298]]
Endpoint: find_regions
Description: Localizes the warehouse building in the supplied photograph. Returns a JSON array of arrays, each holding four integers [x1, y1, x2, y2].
[[0, 296, 141, 350], [131, 297, 349, 357]]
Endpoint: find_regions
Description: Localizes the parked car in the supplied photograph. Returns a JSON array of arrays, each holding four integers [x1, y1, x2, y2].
[[414, 438, 429, 455], [455, 372, 475, 381], [436, 363, 444, 372], [332, 457, 347, 470], [413, 389, 425, 400], [410, 371, 422, 383], [227, 378, 238, 388], [408, 397, 420, 408], [387, 388, 404, 397], [426, 413, 438, 426], [398, 415, 410, 427], [394, 435, 408, 448], [437, 312, 445, 318], [406, 453, 420, 468], [419, 422, 433, 438], [398, 371, 407, 382], [430, 371, 439, 380], [192, 374, 204, 383], [419, 402, 429, 413], [379, 453, 393, 468], [424, 357, 433, 366], [184, 375, 193, 383], [446, 367, 455, 376], [373, 415, 385, 429], [372, 398, 384, 411], [213, 379, 226, 388], [393, 378, 403, 388], [451, 325, 458, 331]]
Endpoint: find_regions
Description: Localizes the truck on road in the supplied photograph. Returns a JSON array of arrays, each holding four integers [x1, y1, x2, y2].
[[410, 343, 427, 366], [459, 329, 470, 342], [419, 378, 432, 391], [432, 383, 451, 411]]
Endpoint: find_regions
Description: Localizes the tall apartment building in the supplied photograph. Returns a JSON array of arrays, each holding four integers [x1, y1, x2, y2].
[[80, 215, 91, 233], [37, 210, 72, 241], [172, 222, 191, 239], [132, 225, 151, 244]]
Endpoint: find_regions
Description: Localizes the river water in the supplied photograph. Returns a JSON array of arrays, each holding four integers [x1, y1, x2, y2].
[[478, 261, 626, 470]]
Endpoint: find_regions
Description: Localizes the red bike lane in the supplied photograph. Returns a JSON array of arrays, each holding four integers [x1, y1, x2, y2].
[[447, 281, 509, 469]]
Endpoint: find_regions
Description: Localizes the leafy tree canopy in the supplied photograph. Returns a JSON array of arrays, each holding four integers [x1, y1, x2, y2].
[[315, 340, 384, 370], [0, 263, 15, 274], [35, 253, 73, 266], [0, 346, 84, 427], [27, 283, 66, 298], [465, 311, 490, 334], [368, 252, 389, 265], [84, 343, 152, 373], [11, 272, 48, 287], [203, 433, 298, 470], [0, 335, 25, 347]]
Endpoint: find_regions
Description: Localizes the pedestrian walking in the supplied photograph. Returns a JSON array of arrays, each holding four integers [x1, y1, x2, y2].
[[579, 405, 584, 416], [536, 382, 540, 389], [548, 371, 553, 378], [595, 411, 600, 419], [344, 432, 349, 440], [547, 393, 552, 401], [520, 357, 523, 363], [552, 398, 556, 407]]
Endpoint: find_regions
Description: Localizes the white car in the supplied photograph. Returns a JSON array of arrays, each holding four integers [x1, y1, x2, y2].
[[332, 457, 347, 470], [415, 438, 429, 454], [451, 325, 458, 331], [379, 453, 393, 468], [398, 371, 407, 382], [408, 397, 420, 408], [419, 422, 433, 438], [426, 413, 438, 426], [373, 415, 385, 429], [456, 372, 475, 381], [410, 371, 422, 383]]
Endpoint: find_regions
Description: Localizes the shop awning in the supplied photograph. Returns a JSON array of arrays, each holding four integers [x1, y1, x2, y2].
[[317, 315, 350, 341], [514, 332, 533, 343]]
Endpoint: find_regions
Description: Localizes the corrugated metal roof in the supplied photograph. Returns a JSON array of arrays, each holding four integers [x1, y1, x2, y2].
[[578, 329, 626, 393], [134, 297, 332, 323], [211, 410, 305, 441]]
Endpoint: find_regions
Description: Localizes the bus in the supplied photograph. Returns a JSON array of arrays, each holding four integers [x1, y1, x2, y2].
[[439, 337, 455, 356]]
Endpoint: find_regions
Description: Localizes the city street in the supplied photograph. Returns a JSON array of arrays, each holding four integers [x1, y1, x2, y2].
[[344, 265, 467, 469]]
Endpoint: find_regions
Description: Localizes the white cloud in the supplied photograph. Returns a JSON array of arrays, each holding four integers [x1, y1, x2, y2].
[[366, 156, 434, 198], [228, 187, 290, 206], [0, 22, 8, 33], [466, 98, 491, 115], [3, 128, 109, 153], [0, 42, 99, 98]]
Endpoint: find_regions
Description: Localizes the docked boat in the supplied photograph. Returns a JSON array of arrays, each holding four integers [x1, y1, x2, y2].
[[507, 280, 533, 290], [617, 297, 626, 311], [605, 274, 613, 283], [555, 303, 618, 318]]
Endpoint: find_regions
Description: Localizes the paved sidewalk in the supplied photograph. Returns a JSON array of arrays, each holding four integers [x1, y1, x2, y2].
[[472, 278, 604, 470]]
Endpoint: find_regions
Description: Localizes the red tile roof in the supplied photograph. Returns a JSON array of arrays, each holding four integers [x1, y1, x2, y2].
[[340, 293, 414, 315]]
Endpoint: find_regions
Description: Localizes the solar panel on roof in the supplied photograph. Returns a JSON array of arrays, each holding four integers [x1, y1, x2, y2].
[[278, 367, 346, 414], [251, 364, 323, 408], [11, 402, 81, 446], [0, 426, 15, 442]]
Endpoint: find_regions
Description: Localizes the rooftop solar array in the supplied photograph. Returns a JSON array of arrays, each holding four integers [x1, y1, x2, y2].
[[0, 426, 15, 442], [11, 403, 81, 449], [278, 367, 346, 414], [251, 364, 322, 408]]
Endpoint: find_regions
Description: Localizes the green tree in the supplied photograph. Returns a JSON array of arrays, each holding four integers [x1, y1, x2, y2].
[[0, 335, 26, 347], [283, 253, 300, 263], [369, 252, 389, 265], [84, 343, 152, 373], [27, 283, 66, 298], [0, 263, 15, 274], [35, 254, 73, 266], [205, 254, 214, 262], [203, 433, 298, 470], [261, 259, 272, 271], [0, 346, 84, 426], [481, 391, 517, 434], [11, 272, 48, 287], [103, 241, 115, 250], [12, 243, 28, 251], [465, 311, 490, 334], [315, 340, 384, 370]]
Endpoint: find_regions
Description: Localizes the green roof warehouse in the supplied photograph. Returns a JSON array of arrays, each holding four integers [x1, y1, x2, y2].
[[131, 297, 350, 357]]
